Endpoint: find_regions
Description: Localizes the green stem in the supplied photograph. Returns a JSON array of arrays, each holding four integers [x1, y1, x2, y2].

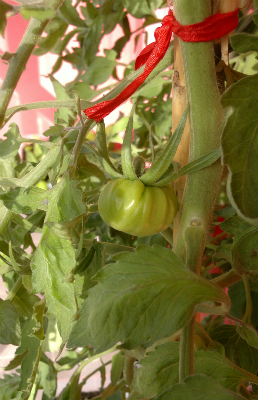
[[161, 227, 174, 247], [172, 0, 225, 382], [172, 0, 224, 260], [124, 355, 136, 387], [179, 316, 195, 382], [242, 275, 252, 325], [211, 270, 241, 288], [68, 119, 95, 178], [6, 276, 22, 301], [0, 0, 64, 128]]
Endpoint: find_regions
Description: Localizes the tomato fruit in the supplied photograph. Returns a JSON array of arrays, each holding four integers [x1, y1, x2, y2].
[[98, 178, 178, 237]]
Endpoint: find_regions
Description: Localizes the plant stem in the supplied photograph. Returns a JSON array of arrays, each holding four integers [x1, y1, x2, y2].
[[6, 276, 22, 301], [172, 0, 225, 382], [211, 270, 241, 288], [161, 227, 174, 246], [124, 355, 136, 387], [242, 274, 252, 325], [179, 316, 195, 382], [172, 0, 224, 261], [68, 119, 95, 178], [0, 0, 64, 127]]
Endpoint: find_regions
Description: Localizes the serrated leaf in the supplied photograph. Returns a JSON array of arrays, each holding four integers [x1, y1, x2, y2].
[[0, 123, 22, 159], [134, 342, 258, 399], [68, 245, 230, 351], [37, 358, 57, 399], [31, 230, 76, 342], [230, 33, 258, 54], [11, 285, 39, 319], [221, 74, 258, 225], [31, 178, 79, 341], [58, 0, 86, 27], [43, 124, 65, 137], [83, 56, 116, 86], [232, 227, 258, 277], [11, 303, 44, 396], [74, 241, 105, 306], [133, 342, 180, 398], [123, 0, 153, 18], [83, 14, 102, 65], [0, 186, 49, 214], [0, 299, 21, 345], [211, 325, 258, 375], [236, 323, 258, 350], [0, 374, 22, 400], [155, 374, 247, 400], [220, 215, 252, 236]]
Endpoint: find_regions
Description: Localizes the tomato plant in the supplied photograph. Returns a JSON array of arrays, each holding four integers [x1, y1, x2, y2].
[[0, 0, 258, 399]]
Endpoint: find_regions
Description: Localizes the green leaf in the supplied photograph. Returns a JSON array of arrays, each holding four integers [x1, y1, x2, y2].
[[0, 123, 21, 159], [74, 241, 105, 307], [220, 215, 252, 236], [230, 33, 258, 54], [221, 74, 258, 225], [232, 227, 258, 277], [0, 374, 22, 400], [31, 230, 76, 342], [236, 323, 258, 350], [50, 76, 76, 126], [133, 342, 180, 398], [140, 105, 189, 185], [11, 300, 45, 396], [121, 105, 137, 180], [210, 325, 258, 375], [73, 82, 100, 102], [31, 178, 80, 341], [134, 342, 258, 399], [37, 358, 57, 400], [83, 14, 102, 65], [155, 374, 247, 400], [155, 148, 221, 186], [83, 55, 116, 86], [0, 186, 50, 214], [111, 352, 125, 385], [132, 76, 165, 99], [0, 0, 13, 37], [43, 124, 65, 137], [20, 5, 55, 21], [33, 17, 68, 56], [123, 0, 153, 18], [0, 299, 21, 345], [11, 285, 39, 319], [58, 0, 86, 27], [68, 245, 230, 351]]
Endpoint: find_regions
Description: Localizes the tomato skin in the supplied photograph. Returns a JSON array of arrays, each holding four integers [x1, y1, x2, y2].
[[98, 178, 178, 237]]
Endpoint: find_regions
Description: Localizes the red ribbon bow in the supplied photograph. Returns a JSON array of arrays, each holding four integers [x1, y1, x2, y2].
[[84, 9, 239, 123]]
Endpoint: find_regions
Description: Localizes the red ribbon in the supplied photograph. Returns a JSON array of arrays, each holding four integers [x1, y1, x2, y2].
[[84, 9, 239, 123]]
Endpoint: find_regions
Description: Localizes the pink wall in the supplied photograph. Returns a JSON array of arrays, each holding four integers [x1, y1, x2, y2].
[[0, 7, 168, 138]]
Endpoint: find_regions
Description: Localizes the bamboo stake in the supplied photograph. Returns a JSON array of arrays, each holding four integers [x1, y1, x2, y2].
[[217, 0, 240, 65], [171, 37, 190, 244]]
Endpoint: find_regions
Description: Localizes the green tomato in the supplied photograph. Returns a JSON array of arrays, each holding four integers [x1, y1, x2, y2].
[[98, 178, 178, 237]]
